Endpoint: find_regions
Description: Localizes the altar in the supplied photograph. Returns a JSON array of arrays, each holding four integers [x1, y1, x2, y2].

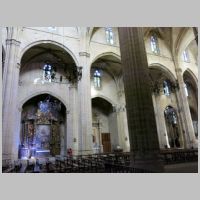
[[35, 150, 50, 157], [19, 95, 63, 159]]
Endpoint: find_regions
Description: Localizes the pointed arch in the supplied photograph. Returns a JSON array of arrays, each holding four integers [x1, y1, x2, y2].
[[91, 52, 121, 68], [183, 68, 198, 88], [19, 91, 68, 110], [92, 95, 116, 107], [149, 63, 177, 82]]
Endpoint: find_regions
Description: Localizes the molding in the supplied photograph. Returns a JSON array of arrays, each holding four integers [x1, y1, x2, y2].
[[6, 39, 21, 46], [79, 52, 90, 57]]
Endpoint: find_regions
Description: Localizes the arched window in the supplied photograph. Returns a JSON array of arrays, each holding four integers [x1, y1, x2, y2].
[[43, 62, 56, 83], [182, 50, 190, 62], [105, 27, 114, 45], [163, 80, 171, 96], [94, 69, 101, 89], [150, 35, 159, 54]]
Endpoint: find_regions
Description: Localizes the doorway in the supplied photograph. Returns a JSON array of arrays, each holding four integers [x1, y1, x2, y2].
[[101, 133, 111, 153]]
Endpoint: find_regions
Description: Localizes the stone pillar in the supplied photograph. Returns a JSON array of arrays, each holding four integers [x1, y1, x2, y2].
[[114, 104, 129, 151], [174, 67, 197, 148], [117, 91, 130, 152], [118, 27, 163, 172], [67, 84, 79, 155], [152, 94, 166, 149], [2, 33, 21, 161], [78, 51, 93, 154]]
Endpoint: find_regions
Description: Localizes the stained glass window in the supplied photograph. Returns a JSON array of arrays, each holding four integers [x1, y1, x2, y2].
[[105, 27, 114, 45], [150, 35, 159, 54], [94, 70, 101, 89], [43, 63, 56, 82], [182, 50, 190, 62], [163, 80, 171, 96]]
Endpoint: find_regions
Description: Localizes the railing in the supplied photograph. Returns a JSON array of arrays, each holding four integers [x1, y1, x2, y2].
[[159, 149, 198, 164], [2, 149, 198, 173]]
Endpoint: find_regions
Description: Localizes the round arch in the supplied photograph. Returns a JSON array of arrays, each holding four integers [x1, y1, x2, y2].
[[19, 91, 68, 110], [19, 40, 79, 66], [149, 63, 177, 83]]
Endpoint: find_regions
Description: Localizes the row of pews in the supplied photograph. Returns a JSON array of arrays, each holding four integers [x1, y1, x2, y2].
[[159, 149, 198, 164], [2, 149, 198, 173]]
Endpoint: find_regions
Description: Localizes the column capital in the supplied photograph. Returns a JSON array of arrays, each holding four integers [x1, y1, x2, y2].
[[79, 52, 90, 57], [6, 39, 21, 46]]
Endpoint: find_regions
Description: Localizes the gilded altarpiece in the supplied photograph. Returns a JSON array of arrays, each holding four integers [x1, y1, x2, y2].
[[20, 96, 63, 158]]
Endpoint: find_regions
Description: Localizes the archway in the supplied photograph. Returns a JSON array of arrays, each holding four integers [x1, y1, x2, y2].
[[19, 93, 66, 158], [183, 70, 198, 138], [20, 42, 79, 86], [92, 97, 119, 153], [149, 66, 179, 149]]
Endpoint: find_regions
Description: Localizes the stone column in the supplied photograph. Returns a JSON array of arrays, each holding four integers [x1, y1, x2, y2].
[[78, 51, 93, 155], [152, 94, 165, 149], [67, 84, 79, 155], [2, 32, 21, 161], [174, 67, 197, 148], [118, 27, 163, 172], [76, 28, 93, 155], [114, 104, 128, 151], [117, 90, 130, 152]]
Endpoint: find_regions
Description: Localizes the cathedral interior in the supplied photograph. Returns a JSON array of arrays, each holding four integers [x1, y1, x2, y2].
[[2, 27, 198, 173]]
